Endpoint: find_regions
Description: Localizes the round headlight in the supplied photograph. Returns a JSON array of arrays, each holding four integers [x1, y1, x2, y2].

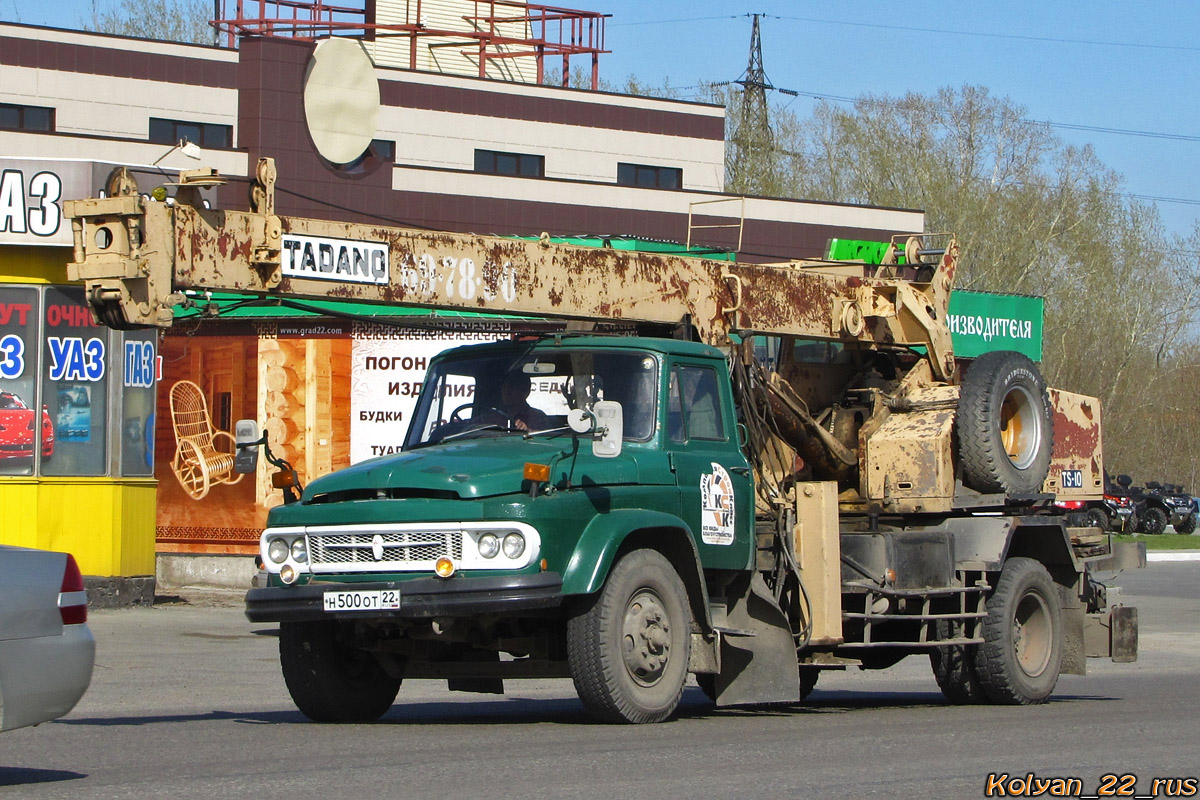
[[280, 563, 297, 585], [478, 533, 500, 559], [502, 532, 526, 560], [291, 538, 308, 563], [267, 537, 290, 564]]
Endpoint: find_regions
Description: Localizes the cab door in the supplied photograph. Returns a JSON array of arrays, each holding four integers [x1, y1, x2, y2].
[[664, 359, 754, 571]]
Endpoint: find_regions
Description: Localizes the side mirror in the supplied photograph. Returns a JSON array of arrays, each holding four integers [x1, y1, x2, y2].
[[565, 402, 624, 458], [1117, 474, 1132, 488], [234, 419, 260, 474], [592, 400, 623, 458]]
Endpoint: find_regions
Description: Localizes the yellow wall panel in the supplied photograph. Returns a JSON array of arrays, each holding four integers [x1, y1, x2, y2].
[[0, 479, 157, 576], [0, 246, 70, 284]]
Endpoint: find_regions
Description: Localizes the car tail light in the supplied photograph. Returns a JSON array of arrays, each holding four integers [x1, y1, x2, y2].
[[1054, 500, 1086, 510], [59, 554, 88, 625]]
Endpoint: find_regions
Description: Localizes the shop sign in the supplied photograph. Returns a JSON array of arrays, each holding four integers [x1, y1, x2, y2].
[[349, 322, 510, 463], [947, 290, 1044, 361], [0, 160, 91, 247]]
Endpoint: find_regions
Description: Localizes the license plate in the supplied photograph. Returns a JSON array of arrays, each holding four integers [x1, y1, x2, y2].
[[323, 589, 400, 612]]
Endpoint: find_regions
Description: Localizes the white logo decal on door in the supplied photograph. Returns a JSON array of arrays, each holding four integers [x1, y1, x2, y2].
[[700, 462, 736, 545]]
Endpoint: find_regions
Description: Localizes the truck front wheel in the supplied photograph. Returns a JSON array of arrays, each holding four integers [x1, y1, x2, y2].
[[976, 558, 1063, 705], [279, 620, 401, 722], [567, 549, 691, 723]]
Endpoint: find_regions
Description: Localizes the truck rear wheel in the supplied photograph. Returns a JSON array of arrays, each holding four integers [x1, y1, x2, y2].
[[976, 558, 1063, 705], [929, 620, 987, 704], [279, 620, 401, 723], [567, 549, 690, 723], [957, 351, 1054, 495]]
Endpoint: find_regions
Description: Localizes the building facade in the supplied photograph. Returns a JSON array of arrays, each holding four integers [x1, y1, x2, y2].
[[0, 15, 923, 589]]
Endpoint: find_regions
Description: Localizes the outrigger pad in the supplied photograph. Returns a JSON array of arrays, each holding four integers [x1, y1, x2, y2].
[[711, 572, 801, 707]]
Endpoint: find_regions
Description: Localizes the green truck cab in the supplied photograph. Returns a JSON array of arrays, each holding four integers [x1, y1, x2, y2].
[[245, 335, 756, 723]]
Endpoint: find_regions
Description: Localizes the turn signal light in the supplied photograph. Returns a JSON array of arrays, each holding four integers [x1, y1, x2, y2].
[[272, 470, 297, 489], [435, 557, 457, 578], [523, 462, 551, 483]]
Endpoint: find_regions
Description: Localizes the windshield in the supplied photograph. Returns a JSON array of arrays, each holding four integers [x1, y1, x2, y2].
[[405, 347, 659, 448]]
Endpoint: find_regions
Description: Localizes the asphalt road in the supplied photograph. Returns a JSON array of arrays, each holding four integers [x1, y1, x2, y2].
[[2, 562, 1197, 800]]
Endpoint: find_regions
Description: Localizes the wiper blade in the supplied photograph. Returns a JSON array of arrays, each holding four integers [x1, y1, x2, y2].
[[523, 425, 574, 440], [441, 423, 518, 442]]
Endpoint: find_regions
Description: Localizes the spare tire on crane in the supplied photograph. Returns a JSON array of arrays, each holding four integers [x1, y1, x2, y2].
[[957, 350, 1054, 495]]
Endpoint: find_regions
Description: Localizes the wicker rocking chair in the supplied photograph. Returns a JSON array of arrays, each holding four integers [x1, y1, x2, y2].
[[168, 380, 243, 500]]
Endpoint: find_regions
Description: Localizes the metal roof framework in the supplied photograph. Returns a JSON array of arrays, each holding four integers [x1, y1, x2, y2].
[[213, 0, 609, 88]]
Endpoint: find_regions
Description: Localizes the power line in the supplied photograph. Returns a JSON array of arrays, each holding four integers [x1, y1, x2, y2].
[[1041, 122, 1200, 143], [781, 88, 1200, 144], [770, 15, 1200, 54], [610, 12, 1200, 53], [613, 16, 1198, 143], [611, 15, 1200, 211], [608, 15, 738, 27], [1123, 193, 1200, 207]]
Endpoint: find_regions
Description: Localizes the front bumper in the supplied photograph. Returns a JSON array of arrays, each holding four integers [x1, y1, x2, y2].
[[1165, 506, 1194, 526], [245, 571, 564, 623]]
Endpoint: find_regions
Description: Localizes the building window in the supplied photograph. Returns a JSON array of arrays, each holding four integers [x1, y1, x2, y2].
[[617, 163, 682, 190], [371, 139, 395, 162], [474, 149, 545, 178], [148, 117, 232, 149], [0, 103, 55, 132]]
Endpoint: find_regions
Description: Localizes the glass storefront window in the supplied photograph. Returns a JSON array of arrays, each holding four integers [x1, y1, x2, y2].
[[40, 286, 109, 477], [120, 329, 157, 476], [0, 286, 41, 476]]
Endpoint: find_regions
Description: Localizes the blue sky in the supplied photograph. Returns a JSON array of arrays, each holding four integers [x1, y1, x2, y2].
[[6, 1, 1198, 238]]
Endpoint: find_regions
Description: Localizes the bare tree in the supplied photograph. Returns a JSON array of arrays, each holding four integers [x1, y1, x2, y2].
[[82, 0, 215, 45], [747, 84, 1200, 485]]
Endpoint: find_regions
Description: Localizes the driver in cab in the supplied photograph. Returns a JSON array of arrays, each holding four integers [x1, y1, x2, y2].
[[482, 372, 551, 432]]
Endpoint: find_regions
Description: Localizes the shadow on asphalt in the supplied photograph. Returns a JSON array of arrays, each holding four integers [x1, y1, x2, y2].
[[48, 685, 1121, 728], [0, 766, 87, 787]]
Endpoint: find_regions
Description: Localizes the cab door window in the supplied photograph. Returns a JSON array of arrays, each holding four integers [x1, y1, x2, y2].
[[667, 364, 725, 443]]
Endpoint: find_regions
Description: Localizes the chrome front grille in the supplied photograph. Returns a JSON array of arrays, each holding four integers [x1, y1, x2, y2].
[[308, 530, 463, 570]]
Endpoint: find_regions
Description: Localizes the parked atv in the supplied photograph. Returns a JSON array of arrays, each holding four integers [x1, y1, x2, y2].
[[1159, 484, 1197, 535], [1126, 478, 1197, 535], [1052, 491, 1133, 533], [1100, 475, 1138, 533]]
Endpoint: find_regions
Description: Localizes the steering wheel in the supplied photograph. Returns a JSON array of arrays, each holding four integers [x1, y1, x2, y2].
[[449, 403, 509, 425]]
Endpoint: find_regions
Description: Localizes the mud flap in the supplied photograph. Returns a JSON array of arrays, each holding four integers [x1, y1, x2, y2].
[[710, 572, 800, 706], [1084, 606, 1138, 663]]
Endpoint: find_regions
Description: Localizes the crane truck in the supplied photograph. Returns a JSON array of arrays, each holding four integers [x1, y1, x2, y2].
[[66, 160, 1140, 724]]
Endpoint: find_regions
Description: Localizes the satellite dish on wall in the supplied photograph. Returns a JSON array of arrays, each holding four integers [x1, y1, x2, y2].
[[303, 38, 381, 165]]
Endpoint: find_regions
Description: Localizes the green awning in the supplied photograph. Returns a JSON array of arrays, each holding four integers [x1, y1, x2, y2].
[[171, 292, 531, 321]]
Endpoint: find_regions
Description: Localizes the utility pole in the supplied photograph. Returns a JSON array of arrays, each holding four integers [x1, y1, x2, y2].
[[732, 13, 775, 196]]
